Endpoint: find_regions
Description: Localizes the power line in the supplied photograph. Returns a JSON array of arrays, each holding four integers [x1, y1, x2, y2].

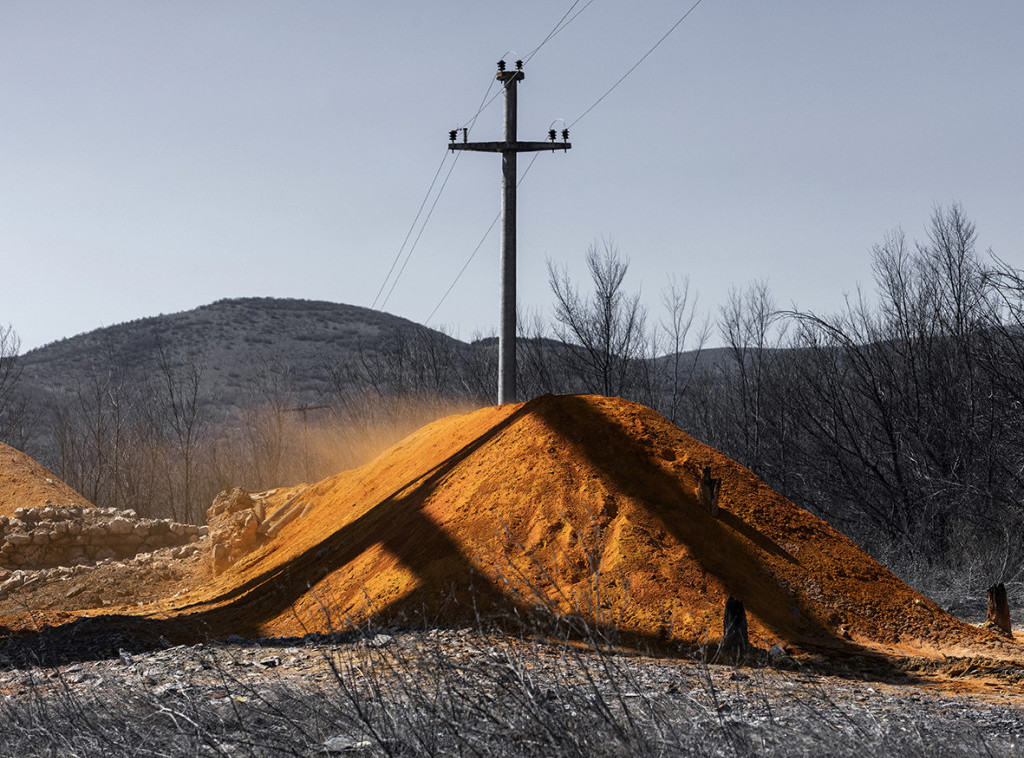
[[570, 0, 706, 128], [524, 0, 596, 65], [425, 152, 544, 325], [428, 0, 707, 324], [368, 149, 452, 312], [460, 1, 596, 133], [457, 70, 500, 134], [524, 0, 582, 63], [379, 151, 462, 313], [425, 213, 501, 326], [446, 63, 574, 405], [421, 1, 597, 327], [369, 71, 498, 315]]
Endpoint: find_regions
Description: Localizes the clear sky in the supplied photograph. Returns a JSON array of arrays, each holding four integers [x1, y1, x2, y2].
[[2, 1, 1022, 352]]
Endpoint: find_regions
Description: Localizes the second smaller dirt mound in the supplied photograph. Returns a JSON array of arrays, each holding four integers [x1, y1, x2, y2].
[[0, 442, 94, 516]]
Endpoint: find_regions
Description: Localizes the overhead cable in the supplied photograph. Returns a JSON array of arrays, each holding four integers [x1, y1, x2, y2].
[[570, 0, 706, 127], [369, 149, 453, 313], [379, 151, 462, 313], [524, 0, 595, 65], [379, 0, 599, 321], [425, 152, 543, 325]]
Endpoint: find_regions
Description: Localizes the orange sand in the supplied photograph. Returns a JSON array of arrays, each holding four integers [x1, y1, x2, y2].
[[117, 394, 1018, 661], [0, 441, 94, 516]]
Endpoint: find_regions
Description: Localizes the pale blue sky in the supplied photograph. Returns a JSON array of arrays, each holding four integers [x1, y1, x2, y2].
[[2, 1, 1022, 352]]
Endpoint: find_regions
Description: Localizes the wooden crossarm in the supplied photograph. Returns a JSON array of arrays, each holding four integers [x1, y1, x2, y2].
[[449, 141, 572, 153]]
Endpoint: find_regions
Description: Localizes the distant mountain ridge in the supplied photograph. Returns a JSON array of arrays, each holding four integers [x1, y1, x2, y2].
[[17, 297, 732, 443], [11, 297, 735, 522], [19, 297, 474, 420]]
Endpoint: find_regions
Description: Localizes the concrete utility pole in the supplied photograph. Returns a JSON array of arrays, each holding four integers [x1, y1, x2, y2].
[[449, 59, 571, 405]]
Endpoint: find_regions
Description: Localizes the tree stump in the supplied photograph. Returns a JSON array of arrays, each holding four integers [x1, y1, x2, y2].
[[721, 596, 749, 657], [698, 467, 721, 517], [986, 583, 1013, 639]]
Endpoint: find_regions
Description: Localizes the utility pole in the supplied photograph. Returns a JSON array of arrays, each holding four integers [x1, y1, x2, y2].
[[449, 59, 571, 405]]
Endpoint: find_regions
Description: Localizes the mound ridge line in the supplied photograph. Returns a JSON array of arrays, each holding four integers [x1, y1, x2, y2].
[[0, 441, 95, 517]]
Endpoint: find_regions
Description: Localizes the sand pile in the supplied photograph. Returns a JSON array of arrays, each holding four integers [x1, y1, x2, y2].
[[96, 393, 1010, 661], [0, 441, 94, 516]]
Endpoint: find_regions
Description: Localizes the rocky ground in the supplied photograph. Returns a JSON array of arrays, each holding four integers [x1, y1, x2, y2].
[[0, 538, 208, 614], [0, 627, 1021, 757]]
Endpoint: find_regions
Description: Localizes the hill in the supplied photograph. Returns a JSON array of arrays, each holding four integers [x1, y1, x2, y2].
[[166, 394, 1013, 657], [18, 297, 723, 420], [18, 298, 481, 427], [10, 297, 729, 524]]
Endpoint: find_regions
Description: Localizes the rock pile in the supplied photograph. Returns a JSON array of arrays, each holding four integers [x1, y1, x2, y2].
[[0, 505, 205, 570], [208, 487, 310, 575], [0, 539, 206, 604]]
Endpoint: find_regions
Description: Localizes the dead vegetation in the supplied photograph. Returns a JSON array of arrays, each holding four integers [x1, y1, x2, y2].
[[1, 626, 1021, 758]]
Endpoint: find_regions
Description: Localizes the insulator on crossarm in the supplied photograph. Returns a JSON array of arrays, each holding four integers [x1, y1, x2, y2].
[[462, 128, 468, 143], [562, 128, 570, 142], [515, 60, 523, 70], [449, 130, 458, 142], [497, 59, 506, 72], [549, 129, 557, 142]]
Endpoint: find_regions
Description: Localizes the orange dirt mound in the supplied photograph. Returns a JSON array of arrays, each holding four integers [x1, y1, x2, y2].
[[0, 441, 95, 516], [115, 394, 1016, 661]]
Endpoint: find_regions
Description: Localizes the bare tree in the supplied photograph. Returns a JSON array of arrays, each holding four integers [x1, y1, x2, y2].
[[548, 240, 650, 397], [715, 280, 786, 472], [53, 365, 128, 509], [784, 204, 1012, 563], [155, 341, 210, 522], [657, 275, 710, 424], [988, 254, 1024, 409], [239, 356, 295, 489], [518, 309, 568, 399], [0, 324, 28, 447]]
